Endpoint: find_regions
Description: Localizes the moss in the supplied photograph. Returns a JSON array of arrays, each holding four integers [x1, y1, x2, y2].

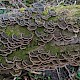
[[42, 5, 80, 23], [7, 45, 38, 60], [44, 42, 60, 55], [5, 25, 31, 36], [48, 16, 58, 22], [44, 5, 80, 17], [37, 27, 44, 32], [42, 10, 48, 16], [74, 10, 80, 17], [0, 56, 4, 63], [0, 56, 7, 65]]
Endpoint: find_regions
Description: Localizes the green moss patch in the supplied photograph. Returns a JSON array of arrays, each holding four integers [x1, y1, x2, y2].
[[44, 42, 60, 55]]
